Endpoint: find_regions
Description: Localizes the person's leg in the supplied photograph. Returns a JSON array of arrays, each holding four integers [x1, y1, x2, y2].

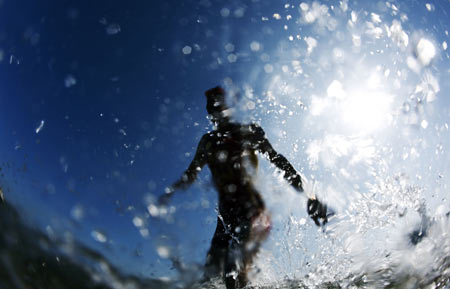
[[238, 241, 258, 287], [204, 218, 229, 280], [223, 237, 242, 289], [221, 187, 269, 288], [224, 218, 253, 289], [238, 210, 271, 286]]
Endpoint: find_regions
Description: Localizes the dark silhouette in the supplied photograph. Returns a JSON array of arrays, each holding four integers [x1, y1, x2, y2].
[[159, 86, 328, 289]]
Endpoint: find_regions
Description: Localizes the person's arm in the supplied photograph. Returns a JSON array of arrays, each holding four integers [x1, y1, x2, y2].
[[251, 124, 304, 192], [159, 134, 208, 204], [252, 124, 329, 226]]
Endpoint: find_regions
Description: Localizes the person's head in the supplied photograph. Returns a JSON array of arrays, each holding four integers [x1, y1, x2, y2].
[[205, 86, 230, 123]]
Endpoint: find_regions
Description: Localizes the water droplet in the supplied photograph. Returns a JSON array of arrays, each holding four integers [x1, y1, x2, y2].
[[64, 75, 77, 88], [273, 13, 281, 20], [371, 13, 381, 23], [425, 3, 435, 11], [234, 8, 245, 18], [35, 120, 45, 134], [227, 54, 237, 63], [351, 11, 357, 22], [182, 45, 192, 55], [91, 230, 107, 243], [133, 216, 144, 227], [71, 205, 84, 221], [139, 228, 149, 237], [402, 102, 410, 113], [305, 37, 317, 54], [220, 8, 230, 17], [264, 64, 273, 73], [224, 43, 234, 52], [156, 246, 170, 258], [147, 204, 160, 217], [0, 187, 4, 203], [106, 23, 121, 35], [421, 119, 428, 129], [300, 3, 309, 11], [415, 38, 436, 66], [217, 151, 228, 162], [250, 41, 261, 52]]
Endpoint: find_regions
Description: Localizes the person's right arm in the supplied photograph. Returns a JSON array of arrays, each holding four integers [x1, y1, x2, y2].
[[159, 134, 208, 205]]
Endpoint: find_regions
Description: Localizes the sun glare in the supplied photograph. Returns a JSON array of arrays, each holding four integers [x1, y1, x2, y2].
[[325, 75, 393, 134], [341, 91, 392, 133]]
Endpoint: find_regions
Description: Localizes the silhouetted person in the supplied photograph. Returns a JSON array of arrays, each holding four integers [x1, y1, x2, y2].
[[159, 86, 328, 289]]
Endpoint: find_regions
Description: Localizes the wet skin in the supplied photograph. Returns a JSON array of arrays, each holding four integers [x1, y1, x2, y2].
[[160, 86, 328, 289]]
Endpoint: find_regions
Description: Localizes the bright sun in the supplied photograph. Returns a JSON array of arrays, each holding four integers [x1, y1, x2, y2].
[[341, 91, 393, 133], [326, 72, 393, 134]]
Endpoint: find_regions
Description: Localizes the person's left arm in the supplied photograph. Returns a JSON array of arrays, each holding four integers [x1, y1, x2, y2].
[[251, 124, 329, 226], [250, 124, 304, 192]]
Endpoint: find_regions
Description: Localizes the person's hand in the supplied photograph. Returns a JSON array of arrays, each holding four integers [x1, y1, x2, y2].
[[307, 198, 328, 226]]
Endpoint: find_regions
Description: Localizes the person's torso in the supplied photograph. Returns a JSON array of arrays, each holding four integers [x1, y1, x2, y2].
[[203, 123, 265, 218]]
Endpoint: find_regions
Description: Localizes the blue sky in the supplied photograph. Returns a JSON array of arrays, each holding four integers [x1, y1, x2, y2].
[[1, 0, 449, 282]]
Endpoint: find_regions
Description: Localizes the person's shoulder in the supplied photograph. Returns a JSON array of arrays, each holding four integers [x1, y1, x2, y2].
[[248, 123, 266, 137], [238, 123, 266, 139], [196, 132, 214, 151], [200, 131, 214, 142]]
